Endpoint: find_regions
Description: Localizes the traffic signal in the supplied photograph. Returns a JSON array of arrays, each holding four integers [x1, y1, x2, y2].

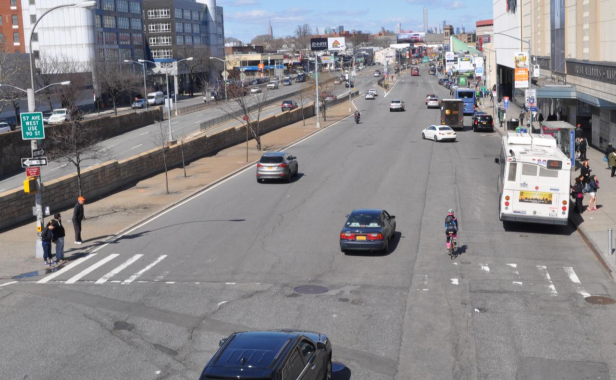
[[24, 177, 38, 193]]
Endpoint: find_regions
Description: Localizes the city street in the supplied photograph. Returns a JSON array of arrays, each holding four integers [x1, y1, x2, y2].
[[0, 69, 375, 194], [1, 66, 615, 380]]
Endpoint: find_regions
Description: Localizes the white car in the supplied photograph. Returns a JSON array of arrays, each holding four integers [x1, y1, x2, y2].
[[389, 100, 405, 112], [368, 89, 378, 96], [422, 125, 457, 142], [250, 87, 262, 94], [334, 79, 341, 85], [365, 92, 375, 100], [267, 81, 278, 89], [426, 96, 440, 108], [0, 122, 11, 134], [48, 108, 70, 125]]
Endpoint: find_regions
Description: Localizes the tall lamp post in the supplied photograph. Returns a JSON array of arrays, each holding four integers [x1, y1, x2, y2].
[[138, 58, 175, 142], [349, 52, 364, 113], [173, 57, 193, 116], [25, 0, 96, 252], [124, 59, 149, 109], [210, 56, 227, 101]]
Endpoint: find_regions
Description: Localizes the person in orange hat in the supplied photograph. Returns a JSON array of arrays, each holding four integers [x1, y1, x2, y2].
[[72, 196, 86, 244]]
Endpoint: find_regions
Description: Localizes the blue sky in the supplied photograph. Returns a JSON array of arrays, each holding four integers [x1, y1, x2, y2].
[[217, 0, 493, 43]]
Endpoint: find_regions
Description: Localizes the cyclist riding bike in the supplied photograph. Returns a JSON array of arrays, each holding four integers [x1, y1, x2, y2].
[[445, 209, 458, 251]]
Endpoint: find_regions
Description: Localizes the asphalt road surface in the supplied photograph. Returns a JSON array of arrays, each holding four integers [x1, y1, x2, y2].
[[2, 66, 616, 380], [0, 67, 378, 193]]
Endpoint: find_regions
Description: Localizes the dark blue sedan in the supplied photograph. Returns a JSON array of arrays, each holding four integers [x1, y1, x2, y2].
[[340, 209, 396, 254]]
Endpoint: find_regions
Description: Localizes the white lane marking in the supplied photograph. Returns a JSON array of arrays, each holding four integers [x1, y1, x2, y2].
[[37, 254, 98, 284], [122, 255, 167, 284], [50, 164, 69, 172], [217, 301, 227, 307], [480, 264, 490, 273], [165, 281, 175, 284], [450, 278, 459, 285], [384, 79, 400, 98], [564, 267, 591, 298], [172, 121, 179, 124], [513, 281, 523, 286], [154, 271, 169, 282], [140, 132, 149, 136], [506, 263, 517, 268], [95, 254, 143, 284], [65, 254, 120, 284], [226, 282, 236, 285], [0, 281, 17, 287], [194, 121, 202, 124], [111, 280, 121, 283], [91, 112, 354, 254], [537, 265, 558, 296], [131, 144, 143, 150]]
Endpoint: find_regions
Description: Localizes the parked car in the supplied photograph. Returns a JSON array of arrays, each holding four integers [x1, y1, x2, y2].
[[0, 122, 11, 134], [147, 91, 164, 105], [47, 108, 70, 125], [334, 79, 341, 85], [250, 86, 262, 94], [198, 330, 332, 380], [281, 100, 299, 112], [389, 100, 405, 112], [340, 209, 396, 253], [203, 91, 218, 102], [295, 75, 306, 83], [267, 81, 279, 89], [131, 99, 146, 109], [42, 112, 53, 125], [256, 151, 298, 183], [422, 125, 457, 142], [282, 78, 292, 86], [472, 114, 495, 132]]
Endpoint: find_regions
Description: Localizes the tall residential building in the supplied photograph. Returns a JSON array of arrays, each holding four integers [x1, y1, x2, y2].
[[461, 26, 465, 33], [267, 19, 272, 38], [455, 27, 461, 34], [423, 7, 428, 33], [324, 27, 331, 35], [0, 0, 25, 53], [338, 25, 344, 33], [395, 23, 401, 34], [443, 20, 446, 30]]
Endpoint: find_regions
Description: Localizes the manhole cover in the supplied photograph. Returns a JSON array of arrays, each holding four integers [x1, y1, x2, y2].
[[113, 321, 134, 331], [585, 296, 616, 305], [332, 362, 346, 372], [294, 285, 328, 295]]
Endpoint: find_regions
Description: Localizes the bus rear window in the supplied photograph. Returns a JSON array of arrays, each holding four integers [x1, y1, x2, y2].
[[507, 163, 517, 182], [456, 91, 474, 99], [522, 164, 537, 176], [539, 167, 559, 178]]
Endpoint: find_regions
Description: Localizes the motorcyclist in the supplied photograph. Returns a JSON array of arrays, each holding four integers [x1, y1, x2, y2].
[[445, 209, 458, 250], [354, 110, 360, 123]]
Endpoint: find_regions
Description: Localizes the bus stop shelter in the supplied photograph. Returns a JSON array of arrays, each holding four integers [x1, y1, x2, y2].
[[540, 120, 576, 164]]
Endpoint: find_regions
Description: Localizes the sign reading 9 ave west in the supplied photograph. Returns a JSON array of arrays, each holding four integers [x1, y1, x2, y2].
[[20, 112, 45, 140]]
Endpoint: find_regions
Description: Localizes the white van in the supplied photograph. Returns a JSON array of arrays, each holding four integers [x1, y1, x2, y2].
[[147, 91, 164, 105]]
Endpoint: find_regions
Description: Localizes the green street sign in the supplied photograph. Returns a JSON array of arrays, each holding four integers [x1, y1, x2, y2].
[[21, 112, 45, 140]]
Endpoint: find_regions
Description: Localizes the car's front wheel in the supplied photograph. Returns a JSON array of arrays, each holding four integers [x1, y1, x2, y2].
[[433, 135, 438, 142], [422, 132, 425, 140], [323, 358, 332, 380]]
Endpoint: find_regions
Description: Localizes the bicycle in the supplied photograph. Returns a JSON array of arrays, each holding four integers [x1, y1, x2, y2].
[[447, 232, 457, 258]]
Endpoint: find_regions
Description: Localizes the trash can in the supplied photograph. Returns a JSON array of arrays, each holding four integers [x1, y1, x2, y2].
[[507, 118, 519, 130]]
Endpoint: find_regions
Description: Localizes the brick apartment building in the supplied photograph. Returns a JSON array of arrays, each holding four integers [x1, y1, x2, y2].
[[0, 0, 25, 53]]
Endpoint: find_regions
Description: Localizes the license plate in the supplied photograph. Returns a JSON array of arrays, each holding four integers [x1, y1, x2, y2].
[[447, 133, 452, 135], [356, 236, 366, 241], [266, 167, 275, 170], [482, 122, 487, 124]]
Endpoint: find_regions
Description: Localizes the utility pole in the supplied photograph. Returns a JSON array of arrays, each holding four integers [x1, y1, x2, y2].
[[315, 53, 320, 128]]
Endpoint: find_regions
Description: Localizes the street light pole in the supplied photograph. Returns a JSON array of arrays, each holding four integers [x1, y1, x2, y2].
[[124, 60, 148, 109], [174, 57, 193, 116], [25, 1, 96, 253], [210, 56, 227, 101], [315, 53, 320, 128]]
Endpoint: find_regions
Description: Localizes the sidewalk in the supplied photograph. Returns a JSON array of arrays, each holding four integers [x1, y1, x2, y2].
[[478, 99, 616, 276], [0, 100, 354, 281]]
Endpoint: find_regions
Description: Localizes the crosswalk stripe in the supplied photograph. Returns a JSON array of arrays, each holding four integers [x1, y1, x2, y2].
[[122, 255, 167, 284], [37, 254, 98, 284], [563, 267, 591, 298], [65, 254, 120, 284], [536, 266, 558, 296], [95, 254, 143, 284]]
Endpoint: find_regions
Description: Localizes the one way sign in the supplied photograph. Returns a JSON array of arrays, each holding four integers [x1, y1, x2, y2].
[[21, 157, 48, 168]]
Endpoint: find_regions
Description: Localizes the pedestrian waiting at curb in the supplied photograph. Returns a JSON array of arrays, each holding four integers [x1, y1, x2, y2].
[[578, 137, 588, 161], [609, 149, 616, 177], [72, 196, 86, 244], [581, 160, 592, 184], [586, 175, 599, 212], [41, 221, 55, 266], [605, 143, 615, 169], [572, 176, 585, 214], [51, 213, 66, 263]]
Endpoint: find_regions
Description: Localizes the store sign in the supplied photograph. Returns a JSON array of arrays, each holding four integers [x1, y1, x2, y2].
[[310, 38, 328, 51], [327, 37, 346, 51], [515, 68, 529, 89], [514, 52, 529, 69], [566, 60, 616, 86]]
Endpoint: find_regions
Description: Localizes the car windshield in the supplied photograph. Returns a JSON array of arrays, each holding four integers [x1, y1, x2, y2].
[[260, 156, 284, 164], [346, 213, 382, 228], [439, 126, 453, 131], [53, 110, 66, 115], [283, 101, 293, 105], [391, 101, 401, 104], [457, 91, 474, 99]]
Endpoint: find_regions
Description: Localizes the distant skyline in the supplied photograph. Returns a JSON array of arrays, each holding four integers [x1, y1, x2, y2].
[[217, 0, 492, 42]]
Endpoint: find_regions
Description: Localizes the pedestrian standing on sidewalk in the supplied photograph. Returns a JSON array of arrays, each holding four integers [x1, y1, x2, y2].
[[605, 143, 615, 169], [51, 213, 65, 263], [519, 110, 525, 126], [72, 196, 86, 244], [581, 160, 592, 185], [609, 150, 616, 177], [572, 176, 585, 214], [579, 137, 588, 160], [41, 221, 55, 266], [587, 175, 599, 212]]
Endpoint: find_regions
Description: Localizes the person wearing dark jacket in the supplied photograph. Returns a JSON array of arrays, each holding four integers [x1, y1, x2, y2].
[[587, 175, 599, 212], [41, 222, 55, 266], [51, 213, 66, 263], [579, 137, 587, 160], [72, 196, 86, 244], [581, 160, 592, 184], [605, 143, 615, 169], [572, 176, 585, 214]]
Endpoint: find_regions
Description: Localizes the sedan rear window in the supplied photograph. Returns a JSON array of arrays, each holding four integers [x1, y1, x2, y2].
[[260, 156, 284, 164], [438, 126, 453, 131], [391, 100, 400, 104], [346, 214, 382, 228]]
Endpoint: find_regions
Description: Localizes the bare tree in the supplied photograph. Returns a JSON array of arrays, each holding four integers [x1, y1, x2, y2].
[[217, 85, 271, 151], [177, 45, 212, 95], [294, 24, 313, 49], [35, 55, 90, 116], [94, 60, 141, 115], [46, 119, 109, 196], [0, 45, 29, 121], [296, 78, 315, 126], [312, 73, 334, 122], [152, 119, 170, 194]]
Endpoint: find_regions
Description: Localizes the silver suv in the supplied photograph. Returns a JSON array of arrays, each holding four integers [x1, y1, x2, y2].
[[256, 152, 298, 183]]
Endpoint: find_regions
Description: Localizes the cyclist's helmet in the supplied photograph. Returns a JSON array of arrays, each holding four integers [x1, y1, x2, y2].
[[448, 209, 455, 215]]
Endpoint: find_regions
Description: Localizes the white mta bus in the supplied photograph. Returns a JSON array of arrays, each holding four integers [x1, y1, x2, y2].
[[496, 133, 572, 225]]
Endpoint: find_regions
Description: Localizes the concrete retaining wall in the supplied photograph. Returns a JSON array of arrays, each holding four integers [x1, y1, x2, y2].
[[0, 104, 315, 231]]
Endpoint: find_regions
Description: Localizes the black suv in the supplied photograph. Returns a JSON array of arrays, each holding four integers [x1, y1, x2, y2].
[[199, 330, 332, 380], [472, 113, 494, 132]]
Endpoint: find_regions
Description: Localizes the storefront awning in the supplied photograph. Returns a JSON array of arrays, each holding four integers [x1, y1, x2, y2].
[[536, 85, 616, 109]]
